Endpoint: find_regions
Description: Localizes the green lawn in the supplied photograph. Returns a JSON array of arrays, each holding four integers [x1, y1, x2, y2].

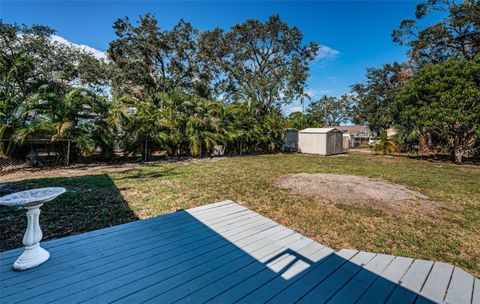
[[1, 153, 479, 276]]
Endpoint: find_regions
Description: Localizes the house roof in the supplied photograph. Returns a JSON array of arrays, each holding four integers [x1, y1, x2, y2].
[[325, 125, 368, 134], [299, 128, 338, 133]]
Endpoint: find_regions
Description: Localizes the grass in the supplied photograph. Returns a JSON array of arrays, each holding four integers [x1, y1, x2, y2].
[[1, 153, 479, 276]]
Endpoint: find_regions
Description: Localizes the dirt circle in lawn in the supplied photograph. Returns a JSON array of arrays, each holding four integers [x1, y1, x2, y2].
[[276, 173, 438, 214]]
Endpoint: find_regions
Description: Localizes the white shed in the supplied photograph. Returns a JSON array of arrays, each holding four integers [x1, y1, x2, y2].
[[298, 128, 344, 155]]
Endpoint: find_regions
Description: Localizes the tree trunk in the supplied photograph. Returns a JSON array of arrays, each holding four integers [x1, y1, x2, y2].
[[5, 139, 15, 157], [453, 134, 463, 164], [454, 149, 463, 164]]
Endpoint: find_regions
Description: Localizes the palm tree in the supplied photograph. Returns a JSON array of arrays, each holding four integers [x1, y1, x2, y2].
[[372, 130, 400, 155], [185, 96, 224, 157]]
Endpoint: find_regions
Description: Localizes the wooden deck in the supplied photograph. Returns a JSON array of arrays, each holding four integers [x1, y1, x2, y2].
[[1, 200, 478, 303]]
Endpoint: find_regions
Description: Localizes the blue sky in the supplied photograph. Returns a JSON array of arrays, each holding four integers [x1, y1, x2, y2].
[[1, 1, 424, 113]]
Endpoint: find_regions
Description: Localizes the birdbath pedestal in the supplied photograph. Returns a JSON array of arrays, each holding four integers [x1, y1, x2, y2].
[[0, 187, 66, 271]]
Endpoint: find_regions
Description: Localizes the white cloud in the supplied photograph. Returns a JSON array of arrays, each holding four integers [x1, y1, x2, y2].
[[313, 45, 340, 68], [288, 106, 303, 113], [316, 45, 340, 60], [305, 89, 316, 98], [305, 88, 331, 99], [51, 35, 107, 61]]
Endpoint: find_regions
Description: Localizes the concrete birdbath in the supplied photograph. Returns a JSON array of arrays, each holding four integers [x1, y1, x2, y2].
[[0, 187, 66, 270]]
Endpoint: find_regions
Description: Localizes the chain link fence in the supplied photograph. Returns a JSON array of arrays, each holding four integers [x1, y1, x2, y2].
[[0, 139, 71, 173]]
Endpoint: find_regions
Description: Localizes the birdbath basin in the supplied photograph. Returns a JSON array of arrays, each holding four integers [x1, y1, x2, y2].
[[0, 187, 66, 270]]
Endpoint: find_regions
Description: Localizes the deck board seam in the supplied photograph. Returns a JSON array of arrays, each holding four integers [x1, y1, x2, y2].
[[324, 253, 386, 303], [1, 210, 260, 286], [230, 243, 324, 304], [441, 266, 453, 303], [288, 251, 361, 304], [12, 222, 282, 303], [99, 227, 297, 303], [320, 253, 378, 304], [57, 223, 292, 303], [141, 232, 311, 303], [0, 201, 241, 260], [0, 205, 250, 264], [471, 278, 477, 304], [383, 257, 417, 303], [359, 257, 415, 303], [3, 216, 276, 298], [259, 251, 341, 303], [352, 254, 397, 304], [414, 259, 437, 303]]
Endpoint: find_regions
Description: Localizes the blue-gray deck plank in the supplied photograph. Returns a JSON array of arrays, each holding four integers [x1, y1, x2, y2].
[[0, 200, 235, 263], [2, 202, 252, 292], [2, 206, 255, 286], [150, 235, 316, 303], [327, 253, 395, 303], [473, 278, 480, 304], [296, 251, 376, 303], [1, 200, 478, 304], [356, 256, 415, 303], [417, 262, 454, 304], [266, 249, 360, 303], [443, 267, 474, 304]]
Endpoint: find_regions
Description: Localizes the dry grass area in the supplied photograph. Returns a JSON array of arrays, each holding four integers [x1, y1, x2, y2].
[[1, 153, 479, 277]]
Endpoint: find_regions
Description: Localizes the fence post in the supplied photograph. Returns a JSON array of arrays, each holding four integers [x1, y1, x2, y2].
[[66, 140, 71, 166], [144, 140, 148, 162]]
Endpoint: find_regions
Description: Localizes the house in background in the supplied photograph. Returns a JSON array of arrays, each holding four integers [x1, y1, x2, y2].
[[386, 127, 397, 138], [326, 125, 374, 147]]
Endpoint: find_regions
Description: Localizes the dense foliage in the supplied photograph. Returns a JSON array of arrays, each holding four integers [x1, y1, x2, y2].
[[200, 15, 319, 107], [392, 0, 480, 65], [115, 91, 286, 157], [0, 19, 292, 160], [394, 57, 480, 163], [287, 94, 353, 129], [107, 14, 318, 108], [352, 1, 479, 162], [108, 16, 207, 98], [0, 21, 108, 157], [2, 3, 479, 164], [351, 63, 409, 134]]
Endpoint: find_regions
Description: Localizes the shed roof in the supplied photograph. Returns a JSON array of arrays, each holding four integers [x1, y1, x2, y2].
[[299, 128, 338, 133], [325, 125, 368, 134]]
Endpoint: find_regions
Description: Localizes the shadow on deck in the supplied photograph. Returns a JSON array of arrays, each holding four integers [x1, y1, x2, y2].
[[0, 201, 477, 303]]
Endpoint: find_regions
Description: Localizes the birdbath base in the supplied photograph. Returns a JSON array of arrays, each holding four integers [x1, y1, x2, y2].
[[13, 244, 50, 271], [13, 204, 50, 271], [0, 187, 66, 271]]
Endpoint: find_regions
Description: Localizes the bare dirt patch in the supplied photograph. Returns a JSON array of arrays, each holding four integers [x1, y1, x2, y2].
[[276, 173, 438, 214]]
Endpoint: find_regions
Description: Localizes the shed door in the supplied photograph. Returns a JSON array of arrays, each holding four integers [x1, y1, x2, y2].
[[334, 132, 343, 154]]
